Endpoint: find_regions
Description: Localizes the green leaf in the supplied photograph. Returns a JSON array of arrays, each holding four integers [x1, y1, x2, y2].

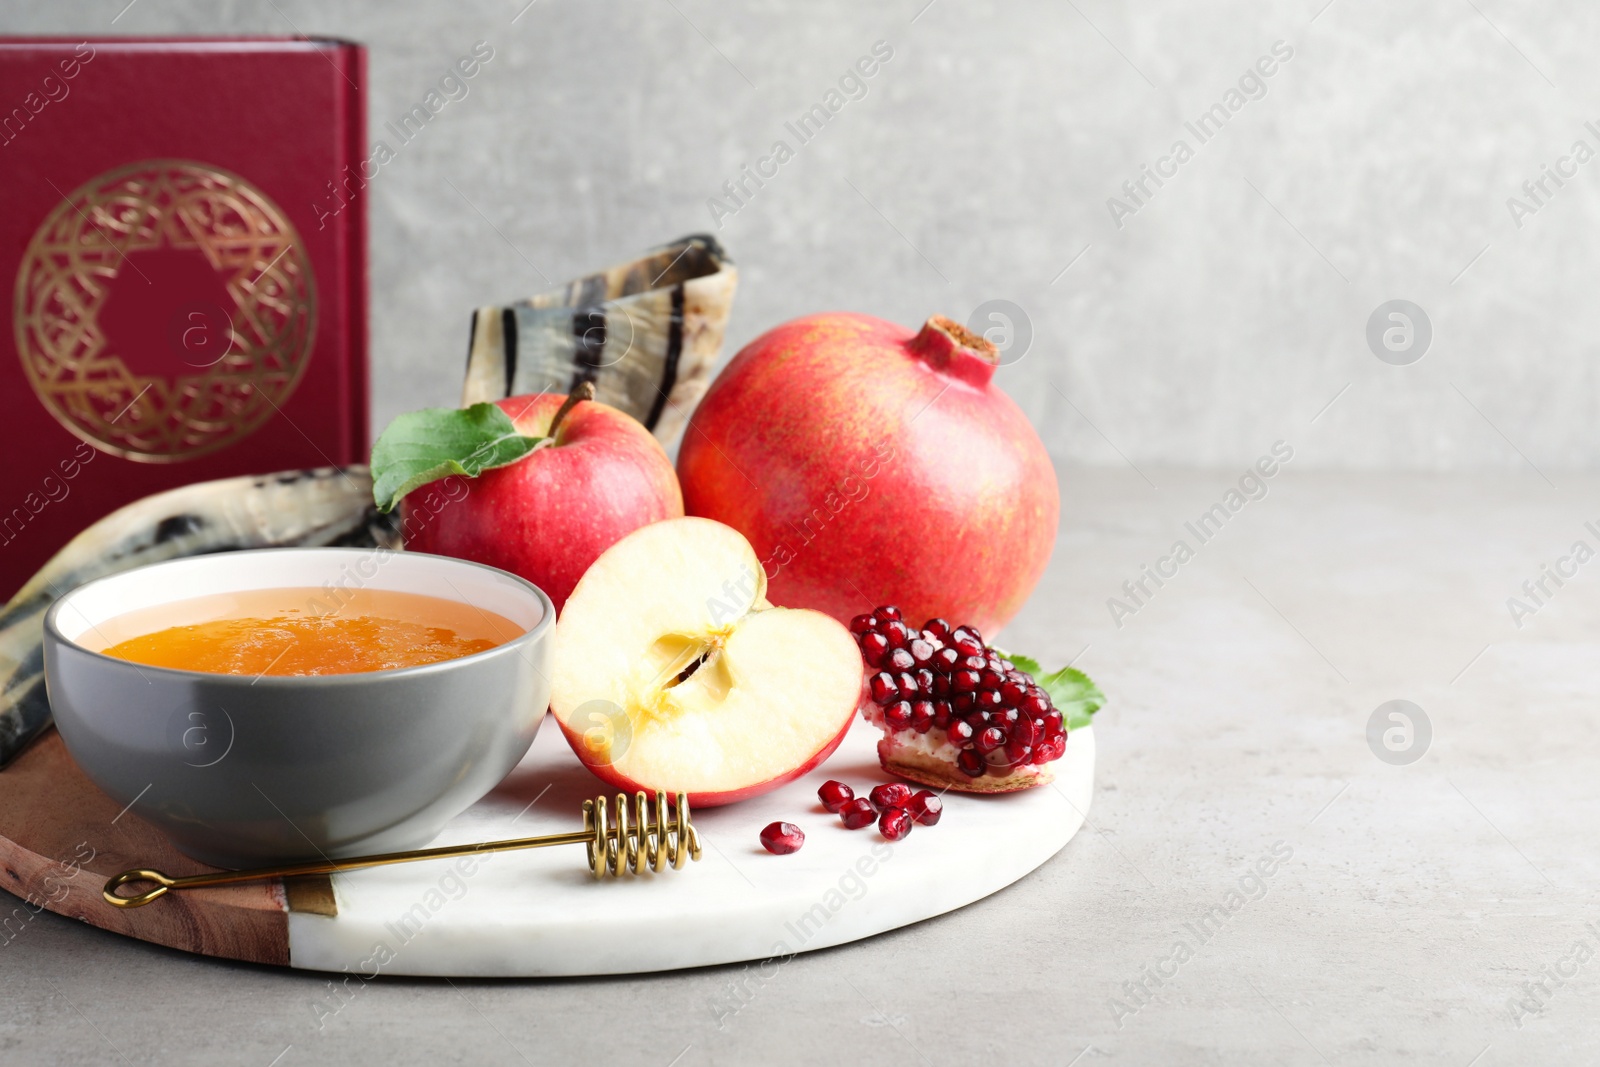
[[1005, 653, 1042, 676], [1038, 665, 1105, 731], [370, 403, 545, 512], [997, 649, 1105, 731]]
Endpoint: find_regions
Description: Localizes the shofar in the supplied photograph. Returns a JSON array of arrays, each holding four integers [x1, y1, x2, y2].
[[461, 233, 737, 444], [0, 468, 395, 768]]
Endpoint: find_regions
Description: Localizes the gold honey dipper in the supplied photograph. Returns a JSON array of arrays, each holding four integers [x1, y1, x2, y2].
[[102, 791, 702, 908]]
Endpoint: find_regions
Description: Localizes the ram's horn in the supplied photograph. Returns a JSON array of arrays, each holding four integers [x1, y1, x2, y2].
[[0, 467, 395, 767], [461, 233, 737, 444]]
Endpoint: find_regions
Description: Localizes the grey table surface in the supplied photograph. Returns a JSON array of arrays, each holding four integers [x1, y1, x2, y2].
[[3, 466, 1597, 1066]]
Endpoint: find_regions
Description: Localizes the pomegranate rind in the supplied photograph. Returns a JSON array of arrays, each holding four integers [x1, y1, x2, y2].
[[877, 739, 1055, 794]]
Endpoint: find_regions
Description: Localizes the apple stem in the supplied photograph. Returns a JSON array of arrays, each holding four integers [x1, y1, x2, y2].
[[548, 380, 596, 438]]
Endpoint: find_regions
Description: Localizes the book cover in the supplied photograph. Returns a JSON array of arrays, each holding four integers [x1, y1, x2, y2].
[[0, 36, 368, 597]]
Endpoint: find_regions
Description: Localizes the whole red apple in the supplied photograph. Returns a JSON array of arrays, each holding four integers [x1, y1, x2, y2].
[[402, 393, 682, 613], [677, 312, 1058, 636]]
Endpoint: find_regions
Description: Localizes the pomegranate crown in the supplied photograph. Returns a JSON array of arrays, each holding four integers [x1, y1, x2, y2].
[[907, 316, 999, 387]]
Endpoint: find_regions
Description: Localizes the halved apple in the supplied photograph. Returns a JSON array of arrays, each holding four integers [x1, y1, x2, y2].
[[549, 517, 862, 806]]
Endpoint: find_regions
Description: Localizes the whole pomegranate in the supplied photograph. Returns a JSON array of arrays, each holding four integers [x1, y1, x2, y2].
[[677, 312, 1057, 635]]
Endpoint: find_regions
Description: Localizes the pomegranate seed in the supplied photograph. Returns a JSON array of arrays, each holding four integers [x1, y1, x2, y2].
[[951, 634, 983, 657], [961, 655, 987, 672], [932, 648, 960, 672], [879, 807, 913, 841], [910, 700, 936, 733], [849, 614, 876, 634], [1033, 735, 1066, 763], [907, 791, 943, 826], [873, 605, 902, 624], [999, 680, 1027, 705], [1003, 735, 1032, 765], [910, 639, 934, 665], [964, 711, 993, 731], [914, 668, 936, 695], [975, 726, 1006, 754], [922, 617, 952, 638], [980, 669, 1006, 690], [760, 822, 805, 854], [992, 706, 1020, 727], [956, 749, 986, 777], [948, 719, 975, 745], [1021, 691, 1050, 716], [931, 674, 951, 697], [1010, 717, 1038, 748], [896, 672, 920, 699], [887, 647, 915, 671], [860, 632, 889, 666], [884, 701, 913, 731], [932, 701, 954, 729], [883, 621, 911, 648], [1043, 710, 1065, 735], [952, 669, 980, 693], [840, 797, 876, 828], [870, 783, 913, 810], [818, 780, 854, 812], [869, 672, 897, 706], [951, 693, 975, 713], [976, 689, 1003, 710]]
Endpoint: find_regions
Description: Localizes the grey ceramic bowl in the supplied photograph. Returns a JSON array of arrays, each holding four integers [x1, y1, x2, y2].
[[43, 547, 553, 868]]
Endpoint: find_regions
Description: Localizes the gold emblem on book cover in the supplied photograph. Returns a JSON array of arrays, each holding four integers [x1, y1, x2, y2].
[[13, 160, 317, 461]]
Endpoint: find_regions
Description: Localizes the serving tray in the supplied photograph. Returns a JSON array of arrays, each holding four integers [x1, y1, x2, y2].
[[0, 719, 1092, 976]]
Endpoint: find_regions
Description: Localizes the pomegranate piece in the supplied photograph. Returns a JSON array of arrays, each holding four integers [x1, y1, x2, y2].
[[760, 822, 805, 854], [869, 782, 913, 811], [849, 603, 1104, 793], [839, 797, 877, 829], [906, 791, 943, 826], [879, 807, 913, 841], [818, 780, 854, 813]]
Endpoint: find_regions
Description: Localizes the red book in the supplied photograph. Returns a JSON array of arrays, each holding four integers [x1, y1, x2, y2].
[[0, 36, 368, 598]]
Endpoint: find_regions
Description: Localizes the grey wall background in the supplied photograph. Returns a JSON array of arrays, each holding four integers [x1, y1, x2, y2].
[[10, 0, 1599, 473]]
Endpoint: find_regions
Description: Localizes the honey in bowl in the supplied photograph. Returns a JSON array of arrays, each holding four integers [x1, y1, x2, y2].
[[93, 587, 523, 676]]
